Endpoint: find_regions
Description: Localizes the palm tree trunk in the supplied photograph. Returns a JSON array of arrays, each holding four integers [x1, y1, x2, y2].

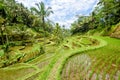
[[0, 25, 5, 45], [1, 30, 4, 45], [5, 29, 9, 59], [42, 16, 46, 52]]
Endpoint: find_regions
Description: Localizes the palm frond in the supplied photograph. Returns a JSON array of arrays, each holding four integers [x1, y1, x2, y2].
[[45, 10, 54, 17], [30, 7, 40, 14], [40, 2, 45, 15], [31, 1, 53, 18], [35, 3, 41, 11]]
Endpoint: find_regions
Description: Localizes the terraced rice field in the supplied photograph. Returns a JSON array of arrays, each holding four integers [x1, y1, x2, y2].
[[0, 50, 54, 80], [0, 63, 39, 80], [1, 36, 119, 80], [38, 36, 102, 80], [0, 38, 58, 80], [0, 38, 56, 80], [61, 37, 120, 80]]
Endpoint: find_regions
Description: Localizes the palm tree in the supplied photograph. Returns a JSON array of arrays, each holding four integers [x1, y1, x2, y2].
[[31, 2, 53, 32], [31, 2, 53, 52]]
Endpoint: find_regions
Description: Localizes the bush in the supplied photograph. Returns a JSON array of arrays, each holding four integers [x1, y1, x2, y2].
[[40, 46, 45, 54]]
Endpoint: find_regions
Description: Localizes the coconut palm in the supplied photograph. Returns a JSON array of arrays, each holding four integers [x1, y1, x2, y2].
[[31, 2, 53, 52], [31, 1, 53, 32]]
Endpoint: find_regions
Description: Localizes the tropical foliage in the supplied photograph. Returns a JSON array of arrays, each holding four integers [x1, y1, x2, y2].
[[0, 0, 120, 80], [71, 0, 120, 36]]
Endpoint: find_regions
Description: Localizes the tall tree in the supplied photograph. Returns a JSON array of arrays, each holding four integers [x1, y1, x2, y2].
[[31, 2, 53, 32], [31, 2, 53, 52]]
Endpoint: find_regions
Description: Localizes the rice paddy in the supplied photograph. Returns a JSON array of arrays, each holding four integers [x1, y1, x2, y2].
[[61, 37, 120, 80], [0, 36, 119, 80]]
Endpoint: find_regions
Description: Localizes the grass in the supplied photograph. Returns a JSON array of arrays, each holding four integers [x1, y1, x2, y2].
[[1, 35, 116, 80], [37, 36, 106, 80], [0, 37, 59, 80], [61, 36, 120, 80], [0, 66, 37, 80]]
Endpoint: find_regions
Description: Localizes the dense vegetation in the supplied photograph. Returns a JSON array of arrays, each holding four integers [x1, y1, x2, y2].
[[71, 0, 120, 37], [0, 0, 70, 68], [0, 0, 120, 80]]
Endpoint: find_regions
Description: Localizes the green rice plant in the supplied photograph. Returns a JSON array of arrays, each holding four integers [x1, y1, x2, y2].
[[89, 71, 94, 79], [110, 68, 118, 80], [61, 65, 67, 79], [0, 66, 38, 80], [90, 58, 103, 73], [118, 74, 120, 80], [96, 73, 99, 80], [116, 57, 120, 66], [103, 72, 107, 80], [102, 58, 114, 80], [80, 37, 93, 45], [99, 54, 115, 72], [107, 58, 114, 70], [79, 74, 83, 80], [67, 65, 72, 79]]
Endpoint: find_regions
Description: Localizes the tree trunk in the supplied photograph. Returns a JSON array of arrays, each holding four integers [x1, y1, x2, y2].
[[1, 30, 4, 45], [42, 16, 46, 53]]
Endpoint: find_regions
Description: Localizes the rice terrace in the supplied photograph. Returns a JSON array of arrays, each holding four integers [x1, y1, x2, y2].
[[0, 0, 120, 80]]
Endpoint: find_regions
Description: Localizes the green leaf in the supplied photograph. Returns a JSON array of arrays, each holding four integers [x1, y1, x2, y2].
[[0, 50, 4, 57]]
